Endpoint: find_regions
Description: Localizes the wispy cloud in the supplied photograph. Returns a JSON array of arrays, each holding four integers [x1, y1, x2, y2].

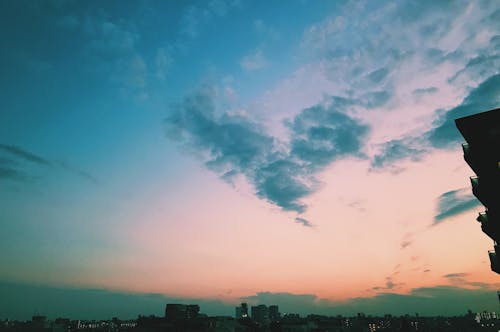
[[0, 143, 97, 184], [164, 86, 369, 220], [179, 0, 241, 38], [80, 13, 151, 101], [434, 188, 481, 225], [155, 48, 172, 80], [0, 166, 31, 183], [428, 73, 500, 148], [240, 49, 267, 71], [400, 240, 412, 249], [368, 72, 500, 172], [253, 19, 279, 39], [372, 276, 404, 292], [399, 232, 416, 250], [56, 161, 99, 185], [371, 137, 426, 172], [412, 87, 439, 97], [295, 217, 313, 227], [443, 272, 468, 279], [0, 144, 52, 166], [294, 0, 499, 174]]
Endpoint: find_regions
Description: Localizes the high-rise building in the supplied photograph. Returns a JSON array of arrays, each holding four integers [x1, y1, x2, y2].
[[186, 304, 200, 319], [31, 316, 47, 328], [165, 304, 187, 321], [455, 107, 500, 274], [251, 305, 269, 326], [165, 303, 199, 321], [235, 303, 248, 318], [269, 305, 280, 322]]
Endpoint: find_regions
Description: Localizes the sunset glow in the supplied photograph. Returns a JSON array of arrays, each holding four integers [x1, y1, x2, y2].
[[1, 0, 500, 319]]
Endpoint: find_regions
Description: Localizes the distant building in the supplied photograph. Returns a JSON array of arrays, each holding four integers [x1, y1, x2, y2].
[[186, 305, 200, 319], [165, 304, 199, 321], [476, 311, 498, 323], [251, 305, 269, 326], [165, 304, 186, 321], [31, 316, 47, 329], [455, 107, 500, 274], [269, 305, 280, 322], [235, 303, 248, 318]]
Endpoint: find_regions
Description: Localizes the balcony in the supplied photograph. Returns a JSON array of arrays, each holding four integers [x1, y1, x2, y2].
[[470, 176, 500, 208], [477, 212, 487, 224], [462, 143, 470, 155], [477, 211, 500, 242], [470, 176, 481, 202], [463, 143, 500, 176], [489, 250, 500, 274]]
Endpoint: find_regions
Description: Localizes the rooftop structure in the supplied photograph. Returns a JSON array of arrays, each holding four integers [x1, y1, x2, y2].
[[455, 107, 500, 274]]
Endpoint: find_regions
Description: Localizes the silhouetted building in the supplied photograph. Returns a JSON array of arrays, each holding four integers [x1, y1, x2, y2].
[[269, 305, 280, 322], [251, 305, 269, 326], [498, 291, 500, 310], [235, 303, 248, 318], [31, 317, 47, 329], [186, 305, 200, 319], [455, 107, 500, 274], [165, 304, 199, 321]]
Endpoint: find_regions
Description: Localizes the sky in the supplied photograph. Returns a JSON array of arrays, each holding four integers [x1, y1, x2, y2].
[[1, 0, 500, 320]]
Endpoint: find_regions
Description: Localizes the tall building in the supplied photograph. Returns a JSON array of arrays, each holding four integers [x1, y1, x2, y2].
[[269, 305, 280, 322], [186, 304, 200, 319], [455, 107, 500, 274], [497, 291, 500, 311], [235, 303, 248, 318], [165, 303, 199, 321], [251, 305, 269, 326], [31, 316, 47, 328]]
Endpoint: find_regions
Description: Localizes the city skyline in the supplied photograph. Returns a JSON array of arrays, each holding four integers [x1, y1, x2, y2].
[[3, 301, 499, 332], [1, 0, 500, 319]]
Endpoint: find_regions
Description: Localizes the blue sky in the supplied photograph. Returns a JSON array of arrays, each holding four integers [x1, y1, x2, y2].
[[1, 0, 500, 319]]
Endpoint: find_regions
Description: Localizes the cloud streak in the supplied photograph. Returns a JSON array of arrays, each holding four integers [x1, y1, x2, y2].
[[434, 188, 481, 225], [240, 50, 267, 71], [0, 143, 98, 184], [295, 217, 313, 227], [443, 273, 468, 279], [371, 137, 426, 171], [0, 166, 31, 183], [0, 143, 52, 166]]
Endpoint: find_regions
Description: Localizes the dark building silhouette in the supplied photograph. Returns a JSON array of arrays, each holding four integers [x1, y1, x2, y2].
[[186, 305, 200, 319], [164, 304, 199, 321], [30, 317, 47, 329], [235, 302, 248, 318], [251, 305, 269, 326], [269, 305, 280, 322], [455, 107, 500, 274]]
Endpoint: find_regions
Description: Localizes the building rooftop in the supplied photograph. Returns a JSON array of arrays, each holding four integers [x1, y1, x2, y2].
[[455, 107, 500, 145]]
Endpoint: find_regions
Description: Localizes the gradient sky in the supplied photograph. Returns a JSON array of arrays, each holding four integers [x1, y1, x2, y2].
[[1, 0, 500, 320]]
